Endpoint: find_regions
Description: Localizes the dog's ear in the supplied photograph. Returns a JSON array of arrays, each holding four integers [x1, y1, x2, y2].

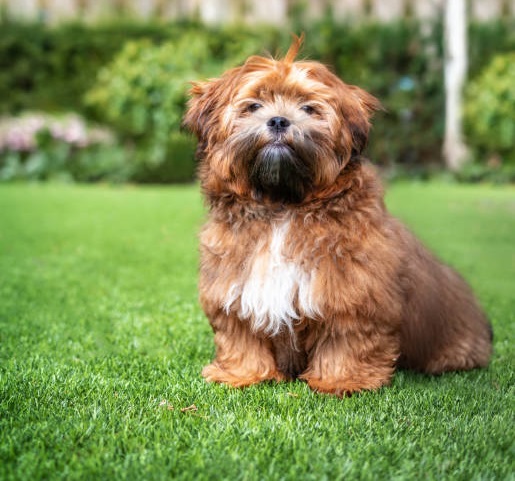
[[183, 80, 219, 140], [183, 67, 243, 145], [304, 62, 382, 159], [344, 85, 382, 156]]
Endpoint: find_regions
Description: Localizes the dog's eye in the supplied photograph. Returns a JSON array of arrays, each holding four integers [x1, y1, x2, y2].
[[300, 105, 316, 115], [247, 103, 263, 113]]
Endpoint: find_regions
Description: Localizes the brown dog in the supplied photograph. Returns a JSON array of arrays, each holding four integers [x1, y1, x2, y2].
[[183, 36, 492, 396]]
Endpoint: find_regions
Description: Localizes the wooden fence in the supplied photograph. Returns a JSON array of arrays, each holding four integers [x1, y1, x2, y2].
[[2, 0, 515, 25]]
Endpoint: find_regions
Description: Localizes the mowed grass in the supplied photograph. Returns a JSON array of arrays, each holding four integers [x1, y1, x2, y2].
[[0, 181, 513, 481]]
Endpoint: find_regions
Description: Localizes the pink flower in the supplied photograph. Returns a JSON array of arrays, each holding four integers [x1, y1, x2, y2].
[[0, 112, 114, 153]]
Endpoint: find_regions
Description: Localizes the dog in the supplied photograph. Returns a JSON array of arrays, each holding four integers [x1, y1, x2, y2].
[[183, 36, 492, 396]]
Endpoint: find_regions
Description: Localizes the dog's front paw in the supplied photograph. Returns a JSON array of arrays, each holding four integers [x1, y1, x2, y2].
[[301, 374, 390, 397], [202, 362, 286, 388]]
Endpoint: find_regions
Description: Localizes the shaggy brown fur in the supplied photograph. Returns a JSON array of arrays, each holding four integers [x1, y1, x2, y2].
[[183, 36, 492, 396]]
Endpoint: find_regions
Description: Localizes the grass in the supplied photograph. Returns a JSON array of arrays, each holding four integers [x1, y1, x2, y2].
[[0, 181, 513, 481]]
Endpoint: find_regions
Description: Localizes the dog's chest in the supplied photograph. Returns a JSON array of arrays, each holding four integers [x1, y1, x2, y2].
[[223, 220, 318, 335]]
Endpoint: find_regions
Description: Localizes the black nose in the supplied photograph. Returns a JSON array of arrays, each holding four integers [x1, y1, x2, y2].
[[267, 116, 291, 132]]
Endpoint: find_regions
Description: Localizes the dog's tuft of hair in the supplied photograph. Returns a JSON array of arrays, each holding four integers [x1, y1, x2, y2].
[[183, 37, 493, 396], [283, 33, 305, 64]]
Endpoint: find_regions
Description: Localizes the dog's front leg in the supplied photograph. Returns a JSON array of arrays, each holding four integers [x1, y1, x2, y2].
[[202, 312, 286, 387], [300, 319, 400, 396]]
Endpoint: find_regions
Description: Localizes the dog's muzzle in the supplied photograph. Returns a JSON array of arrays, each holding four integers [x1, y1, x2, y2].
[[250, 142, 312, 203]]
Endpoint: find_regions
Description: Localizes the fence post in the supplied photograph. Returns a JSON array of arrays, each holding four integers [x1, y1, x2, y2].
[[443, 0, 469, 171]]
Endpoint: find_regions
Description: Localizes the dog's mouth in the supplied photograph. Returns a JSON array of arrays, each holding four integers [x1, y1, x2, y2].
[[249, 141, 313, 204]]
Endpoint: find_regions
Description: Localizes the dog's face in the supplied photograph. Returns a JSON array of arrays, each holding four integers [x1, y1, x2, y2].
[[184, 37, 380, 204]]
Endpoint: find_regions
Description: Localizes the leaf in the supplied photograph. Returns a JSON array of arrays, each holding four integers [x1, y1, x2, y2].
[[180, 404, 198, 413]]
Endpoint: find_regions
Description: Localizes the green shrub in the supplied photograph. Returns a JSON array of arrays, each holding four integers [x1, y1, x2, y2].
[[468, 21, 515, 78], [0, 142, 130, 183], [464, 52, 515, 165], [0, 21, 182, 115], [454, 161, 515, 184], [86, 35, 214, 139]]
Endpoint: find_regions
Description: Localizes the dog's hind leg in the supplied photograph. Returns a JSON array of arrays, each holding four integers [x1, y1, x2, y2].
[[398, 262, 493, 374]]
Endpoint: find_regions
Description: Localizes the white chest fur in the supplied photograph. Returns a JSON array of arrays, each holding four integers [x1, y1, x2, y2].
[[223, 221, 318, 335]]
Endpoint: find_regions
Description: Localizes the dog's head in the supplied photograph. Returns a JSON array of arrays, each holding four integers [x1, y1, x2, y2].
[[184, 35, 381, 204]]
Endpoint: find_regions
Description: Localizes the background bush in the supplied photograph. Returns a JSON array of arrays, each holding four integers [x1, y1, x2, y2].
[[464, 52, 515, 165], [1, 18, 514, 183], [0, 112, 126, 182], [0, 21, 188, 115], [457, 51, 515, 184]]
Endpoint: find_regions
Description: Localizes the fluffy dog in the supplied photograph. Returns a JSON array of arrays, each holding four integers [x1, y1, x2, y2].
[[183, 36, 492, 395]]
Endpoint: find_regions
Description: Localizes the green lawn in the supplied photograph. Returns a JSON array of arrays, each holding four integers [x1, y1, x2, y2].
[[1, 182, 513, 481]]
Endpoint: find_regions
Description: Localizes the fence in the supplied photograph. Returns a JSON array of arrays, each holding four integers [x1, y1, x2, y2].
[[2, 0, 515, 25]]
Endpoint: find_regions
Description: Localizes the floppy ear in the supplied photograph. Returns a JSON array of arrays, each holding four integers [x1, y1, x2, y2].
[[344, 85, 382, 156], [182, 80, 219, 141], [183, 66, 244, 147], [305, 62, 382, 160]]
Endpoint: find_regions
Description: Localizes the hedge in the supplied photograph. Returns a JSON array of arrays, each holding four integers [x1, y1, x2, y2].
[[0, 18, 513, 182]]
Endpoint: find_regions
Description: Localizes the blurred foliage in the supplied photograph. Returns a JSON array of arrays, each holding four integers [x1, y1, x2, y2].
[[0, 18, 514, 183], [0, 142, 130, 183], [464, 52, 515, 165], [454, 162, 515, 184], [0, 112, 127, 182], [0, 21, 178, 114], [468, 20, 515, 78]]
